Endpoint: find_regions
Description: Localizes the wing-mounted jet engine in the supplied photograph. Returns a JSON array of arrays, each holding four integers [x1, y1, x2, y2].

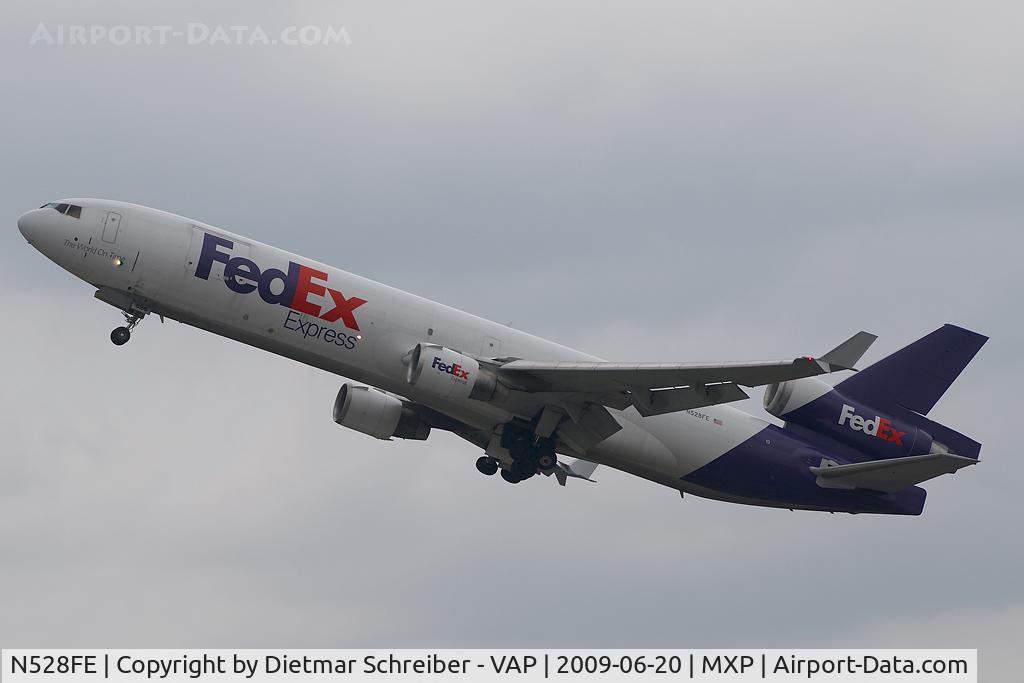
[[332, 383, 430, 441], [405, 343, 509, 402]]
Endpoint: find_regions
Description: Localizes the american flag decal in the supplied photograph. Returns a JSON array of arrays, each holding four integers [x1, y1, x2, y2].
[[713, 418, 723, 426]]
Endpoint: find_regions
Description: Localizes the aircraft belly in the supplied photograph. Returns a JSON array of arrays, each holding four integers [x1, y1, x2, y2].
[[615, 406, 768, 478], [586, 417, 676, 475]]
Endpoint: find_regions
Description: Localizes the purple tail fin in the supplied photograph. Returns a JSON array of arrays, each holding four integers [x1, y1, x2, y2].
[[837, 324, 987, 415], [835, 324, 986, 458]]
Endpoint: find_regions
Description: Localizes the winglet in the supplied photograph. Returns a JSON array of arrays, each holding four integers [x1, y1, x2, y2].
[[819, 331, 877, 371]]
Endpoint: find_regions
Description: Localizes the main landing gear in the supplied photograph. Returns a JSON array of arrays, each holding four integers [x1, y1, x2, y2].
[[475, 456, 499, 476], [474, 424, 558, 484], [110, 308, 146, 346], [476, 456, 526, 484]]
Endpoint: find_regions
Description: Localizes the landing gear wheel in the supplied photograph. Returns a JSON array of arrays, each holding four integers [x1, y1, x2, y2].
[[512, 458, 537, 479], [110, 326, 131, 346], [537, 452, 557, 471], [475, 456, 499, 476], [501, 426, 532, 454], [111, 305, 147, 346], [500, 469, 521, 484]]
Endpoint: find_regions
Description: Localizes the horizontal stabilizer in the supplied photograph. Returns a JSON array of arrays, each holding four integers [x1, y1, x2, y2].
[[810, 453, 978, 493]]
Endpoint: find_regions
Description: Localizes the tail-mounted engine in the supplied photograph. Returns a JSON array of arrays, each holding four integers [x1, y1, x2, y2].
[[333, 383, 430, 440], [764, 378, 933, 458]]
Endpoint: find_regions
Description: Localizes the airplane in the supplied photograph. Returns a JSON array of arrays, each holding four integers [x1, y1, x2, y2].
[[17, 199, 987, 515]]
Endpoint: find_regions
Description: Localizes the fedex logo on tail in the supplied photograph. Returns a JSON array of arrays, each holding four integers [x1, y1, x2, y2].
[[195, 233, 366, 331], [838, 404, 906, 445], [431, 356, 470, 380]]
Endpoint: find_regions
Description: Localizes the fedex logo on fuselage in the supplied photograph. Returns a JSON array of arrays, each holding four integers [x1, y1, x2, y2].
[[195, 232, 366, 331], [431, 356, 469, 380], [838, 404, 906, 445]]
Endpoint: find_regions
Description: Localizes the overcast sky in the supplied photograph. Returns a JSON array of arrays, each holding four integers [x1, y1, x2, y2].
[[1, 1, 1021, 677]]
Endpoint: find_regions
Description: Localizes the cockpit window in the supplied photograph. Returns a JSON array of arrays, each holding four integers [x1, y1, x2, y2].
[[38, 202, 82, 218]]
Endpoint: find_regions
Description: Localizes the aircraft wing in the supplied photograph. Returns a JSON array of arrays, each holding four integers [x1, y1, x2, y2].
[[498, 331, 876, 417]]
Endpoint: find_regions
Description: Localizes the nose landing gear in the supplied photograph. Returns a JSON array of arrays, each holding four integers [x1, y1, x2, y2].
[[110, 308, 146, 346]]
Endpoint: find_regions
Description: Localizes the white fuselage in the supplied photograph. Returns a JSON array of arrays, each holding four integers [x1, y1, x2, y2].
[[18, 199, 774, 499]]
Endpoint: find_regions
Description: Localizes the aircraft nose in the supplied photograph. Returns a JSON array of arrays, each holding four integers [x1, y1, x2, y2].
[[17, 210, 43, 243]]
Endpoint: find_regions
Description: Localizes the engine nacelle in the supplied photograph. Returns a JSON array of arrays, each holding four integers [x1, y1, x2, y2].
[[333, 383, 430, 440], [764, 378, 932, 458], [763, 377, 834, 418], [406, 343, 504, 401]]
